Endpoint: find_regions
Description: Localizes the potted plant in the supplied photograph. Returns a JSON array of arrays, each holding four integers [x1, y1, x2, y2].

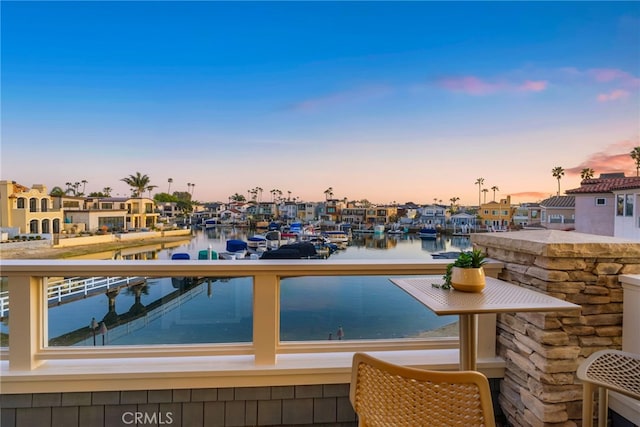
[[436, 249, 488, 292]]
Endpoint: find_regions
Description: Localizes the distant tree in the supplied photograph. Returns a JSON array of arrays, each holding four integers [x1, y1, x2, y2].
[[88, 191, 107, 197], [146, 185, 158, 198], [154, 192, 178, 203], [449, 196, 460, 213], [121, 172, 151, 197], [103, 187, 112, 197], [475, 178, 484, 207], [324, 187, 333, 200], [167, 178, 173, 194], [631, 147, 640, 177], [482, 188, 489, 203], [552, 166, 565, 196], [230, 193, 246, 202], [580, 168, 595, 180], [81, 179, 88, 195], [491, 186, 499, 201], [50, 186, 65, 197]]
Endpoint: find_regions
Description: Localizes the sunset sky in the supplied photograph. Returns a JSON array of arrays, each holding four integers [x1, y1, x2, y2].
[[2, 2, 639, 205]]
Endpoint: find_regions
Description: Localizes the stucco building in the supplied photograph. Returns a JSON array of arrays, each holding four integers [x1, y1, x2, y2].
[[0, 180, 63, 235]]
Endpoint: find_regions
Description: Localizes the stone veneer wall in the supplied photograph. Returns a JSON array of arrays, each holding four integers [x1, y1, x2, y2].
[[472, 230, 640, 427]]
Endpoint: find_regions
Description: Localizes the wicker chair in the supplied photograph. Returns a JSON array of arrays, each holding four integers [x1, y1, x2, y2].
[[577, 349, 640, 427], [349, 353, 496, 427]]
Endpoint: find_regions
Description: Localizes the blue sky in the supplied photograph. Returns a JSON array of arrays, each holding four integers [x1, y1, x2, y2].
[[2, 1, 639, 205]]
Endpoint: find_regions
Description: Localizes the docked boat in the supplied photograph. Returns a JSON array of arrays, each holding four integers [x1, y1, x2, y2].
[[321, 230, 350, 244], [418, 227, 438, 238], [203, 218, 219, 229], [219, 239, 249, 260]]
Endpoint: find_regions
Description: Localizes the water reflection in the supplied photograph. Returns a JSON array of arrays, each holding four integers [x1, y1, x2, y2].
[[34, 228, 471, 346]]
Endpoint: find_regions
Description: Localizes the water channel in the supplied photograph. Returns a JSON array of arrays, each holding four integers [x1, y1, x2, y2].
[[5, 228, 473, 347]]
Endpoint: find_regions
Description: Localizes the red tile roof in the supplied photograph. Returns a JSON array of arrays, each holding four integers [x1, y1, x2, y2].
[[566, 176, 640, 194]]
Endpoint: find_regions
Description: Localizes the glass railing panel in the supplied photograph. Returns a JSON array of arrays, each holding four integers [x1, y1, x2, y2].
[[46, 275, 253, 346], [1, 276, 8, 348], [280, 275, 458, 341]]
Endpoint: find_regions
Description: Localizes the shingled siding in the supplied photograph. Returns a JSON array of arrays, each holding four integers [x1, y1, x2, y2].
[[473, 230, 640, 427], [0, 385, 358, 427]]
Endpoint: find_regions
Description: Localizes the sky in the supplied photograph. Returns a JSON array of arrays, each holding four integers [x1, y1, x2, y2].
[[1, 1, 639, 206]]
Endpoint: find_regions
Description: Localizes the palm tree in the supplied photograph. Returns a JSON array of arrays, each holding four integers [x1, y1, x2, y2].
[[167, 178, 173, 194], [103, 187, 112, 197], [81, 180, 88, 195], [287, 190, 292, 201], [146, 185, 158, 198], [475, 178, 485, 207], [482, 189, 489, 203], [552, 166, 565, 196], [121, 172, 152, 197], [191, 183, 195, 197], [324, 187, 334, 201], [449, 197, 460, 214], [580, 168, 595, 180], [631, 147, 640, 177], [491, 186, 499, 201], [65, 182, 72, 193]]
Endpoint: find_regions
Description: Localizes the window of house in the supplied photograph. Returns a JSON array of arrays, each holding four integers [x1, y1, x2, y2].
[[625, 194, 634, 217], [595, 198, 606, 206], [17, 198, 25, 209], [617, 195, 624, 216]]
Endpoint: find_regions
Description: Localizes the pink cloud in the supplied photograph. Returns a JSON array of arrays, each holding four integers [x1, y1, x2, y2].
[[518, 80, 548, 92], [566, 140, 638, 176], [597, 89, 630, 102], [438, 76, 504, 95], [437, 76, 547, 96], [588, 68, 640, 88]]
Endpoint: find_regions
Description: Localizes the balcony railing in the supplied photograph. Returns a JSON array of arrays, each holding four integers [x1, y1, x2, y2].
[[0, 259, 504, 394]]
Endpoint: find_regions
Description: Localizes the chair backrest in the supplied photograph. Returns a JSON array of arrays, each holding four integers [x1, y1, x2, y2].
[[350, 353, 496, 427]]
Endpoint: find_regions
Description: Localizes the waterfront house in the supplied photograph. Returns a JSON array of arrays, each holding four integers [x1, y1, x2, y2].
[[416, 204, 446, 228], [566, 173, 640, 239], [511, 202, 542, 228], [539, 195, 575, 230], [340, 207, 366, 225], [296, 201, 318, 222], [0, 180, 63, 236], [478, 195, 515, 230], [449, 212, 477, 231]]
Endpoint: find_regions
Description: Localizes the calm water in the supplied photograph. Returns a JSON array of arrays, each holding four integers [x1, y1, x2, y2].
[[39, 229, 472, 346]]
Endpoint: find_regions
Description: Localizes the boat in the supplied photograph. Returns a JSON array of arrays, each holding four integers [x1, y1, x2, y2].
[[260, 242, 318, 259], [198, 249, 218, 260], [247, 235, 268, 252], [219, 239, 249, 260], [203, 218, 219, 229], [322, 230, 350, 244], [418, 227, 438, 238]]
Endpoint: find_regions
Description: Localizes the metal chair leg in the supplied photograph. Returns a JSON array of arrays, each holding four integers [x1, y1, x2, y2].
[[597, 386, 608, 427], [583, 382, 594, 427]]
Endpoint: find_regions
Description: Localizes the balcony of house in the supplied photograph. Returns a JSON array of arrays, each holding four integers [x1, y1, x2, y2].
[[0, 230, 638, 427]]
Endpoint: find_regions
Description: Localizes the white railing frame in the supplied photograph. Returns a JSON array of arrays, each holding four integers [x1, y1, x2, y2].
[[1, 259, 503, 371]]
